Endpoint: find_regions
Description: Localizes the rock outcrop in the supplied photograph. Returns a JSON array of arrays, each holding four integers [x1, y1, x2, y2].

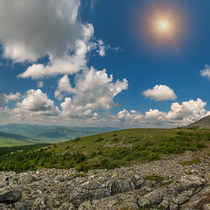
[[0, 149, 209, 209]]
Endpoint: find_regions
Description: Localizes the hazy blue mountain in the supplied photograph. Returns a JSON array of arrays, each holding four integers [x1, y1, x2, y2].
[[0, 124, 117, 147], [0, 124, 117, 135], [0, 131, 27, 140], [70, 127, 118, 133]]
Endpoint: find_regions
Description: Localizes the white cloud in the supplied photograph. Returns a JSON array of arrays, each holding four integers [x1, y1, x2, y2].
[[61, 97, 99, 119], [145, 109, 166, 120], [143, 85, 177, 101], [18, 23, 94, 79], [200, 64, 210, 79], [0, 0, 106, 80], [60, 67, 128, 118], [118, 109, 143, 122], [0, 0, 82, 62], [117, 98, 210, 127], [2, 92, 21, 103], [97, 40, 106, 57], [37, 81, 44, 88], [13, 89, 60, 117], [55, 75, 75, 100], [166, 98, 209, 122]]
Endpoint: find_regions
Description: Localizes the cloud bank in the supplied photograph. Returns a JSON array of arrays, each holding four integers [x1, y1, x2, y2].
[[117, 98, 210, 127]]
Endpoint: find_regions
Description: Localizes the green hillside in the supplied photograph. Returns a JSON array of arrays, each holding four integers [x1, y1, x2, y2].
[[0, 128, 209, 172], [186, 115, 210, 129], [0, 124, 115, 147], [0, 131, 35, 147]]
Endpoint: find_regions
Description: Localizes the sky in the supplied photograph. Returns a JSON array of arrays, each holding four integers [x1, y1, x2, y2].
[[0, 0, 210, 128]]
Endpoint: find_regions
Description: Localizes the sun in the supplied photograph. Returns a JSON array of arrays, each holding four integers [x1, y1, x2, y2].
[[158, 20, 169, 31]]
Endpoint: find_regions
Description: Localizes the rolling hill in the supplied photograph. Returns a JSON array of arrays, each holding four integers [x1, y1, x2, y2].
[[0, 128, 209, 172], [185, 115, 210, 129], [0, 124, 116, 147], [0, 131, 34, 147]]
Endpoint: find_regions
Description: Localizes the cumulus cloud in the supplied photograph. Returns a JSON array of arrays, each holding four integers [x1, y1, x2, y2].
[[166, 98, 208, 122], [60, 67, 128, 118], [1, 92, 21, 103], [0, 0, 82, 62], [143, 85, 177, 101], [12, 89, 60, 117], [0, 0, 107, 80], [200, 64, 210, 79], [117, 98, 210, 127], [18, 23, 94, 79], [55, 75, 75, 100], [61, 97, 99, 119], [117, 109, 143, 123], [145, 109, 166, 120]]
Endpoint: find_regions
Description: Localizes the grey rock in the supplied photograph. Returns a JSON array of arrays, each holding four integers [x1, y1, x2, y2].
[[59, 202, 76, 210], [170, 202, 179, 210], [180, 175, 206, 190], [0, 188, 22, 203], [138, 189, 164, 207], [0, 148, 208, 209], [173, 190, 193, 205], [14, 202, 30, 210], [0, 203, 13, 209], [80, 192, 139, 210], [204, 203, 210, 210]]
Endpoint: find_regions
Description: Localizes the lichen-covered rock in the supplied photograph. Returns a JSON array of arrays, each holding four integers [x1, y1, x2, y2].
[[172, 189, 193, 205], [79, 192, 139, 210], [180, 175, 206, 190], [0, 148, 208, 210], [0, 187, 22, 203], [138, 189, 164, 207]]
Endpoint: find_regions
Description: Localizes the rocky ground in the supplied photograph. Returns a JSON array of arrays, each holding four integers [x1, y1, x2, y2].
[[0, 148, 209, 210]]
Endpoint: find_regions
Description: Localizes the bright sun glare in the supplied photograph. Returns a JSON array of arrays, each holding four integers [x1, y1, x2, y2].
[[158, 20, 169, 31]]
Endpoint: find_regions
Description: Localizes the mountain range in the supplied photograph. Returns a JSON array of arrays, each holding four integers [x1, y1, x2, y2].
[[0, 124, 116, 147]]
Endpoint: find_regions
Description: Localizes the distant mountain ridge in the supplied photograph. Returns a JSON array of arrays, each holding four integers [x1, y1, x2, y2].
[[0, 124, 117, 147], [0, 124, 116, 135], [185, 115, 210, 129], [0, 131, 26, 140]]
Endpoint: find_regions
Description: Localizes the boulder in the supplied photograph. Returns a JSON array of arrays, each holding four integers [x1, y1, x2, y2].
[[0, 188, 22, 203]]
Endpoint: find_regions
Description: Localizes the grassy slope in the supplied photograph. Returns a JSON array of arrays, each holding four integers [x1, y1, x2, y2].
[[0, 138, 31, 147], [0, 131, 36, 147], [0, 129, 209, 172], [0, 129, 95, 147], [186, 115, 210, 129], [0, 124, 114, 147]]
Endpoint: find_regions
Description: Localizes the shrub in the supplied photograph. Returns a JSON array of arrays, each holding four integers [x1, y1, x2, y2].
[[147, 153, 161, 161], [94, 137, 104, 142], [178, 159, 201, 166], [196, 143, 206, 148]]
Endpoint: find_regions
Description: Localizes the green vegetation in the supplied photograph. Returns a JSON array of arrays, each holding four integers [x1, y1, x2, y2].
[[143, 174, 164, 185], [178, 159, 201, 166], [0, 129, 209, 173], [0, 124, 113, 147], [0, 144, 51, 156]]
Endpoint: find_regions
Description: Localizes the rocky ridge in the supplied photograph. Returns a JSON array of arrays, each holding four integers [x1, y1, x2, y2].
[[0, 149, 209, 210]]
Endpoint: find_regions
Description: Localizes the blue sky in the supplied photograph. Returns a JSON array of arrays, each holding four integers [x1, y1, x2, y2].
[[0, 0, 210, 127]]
